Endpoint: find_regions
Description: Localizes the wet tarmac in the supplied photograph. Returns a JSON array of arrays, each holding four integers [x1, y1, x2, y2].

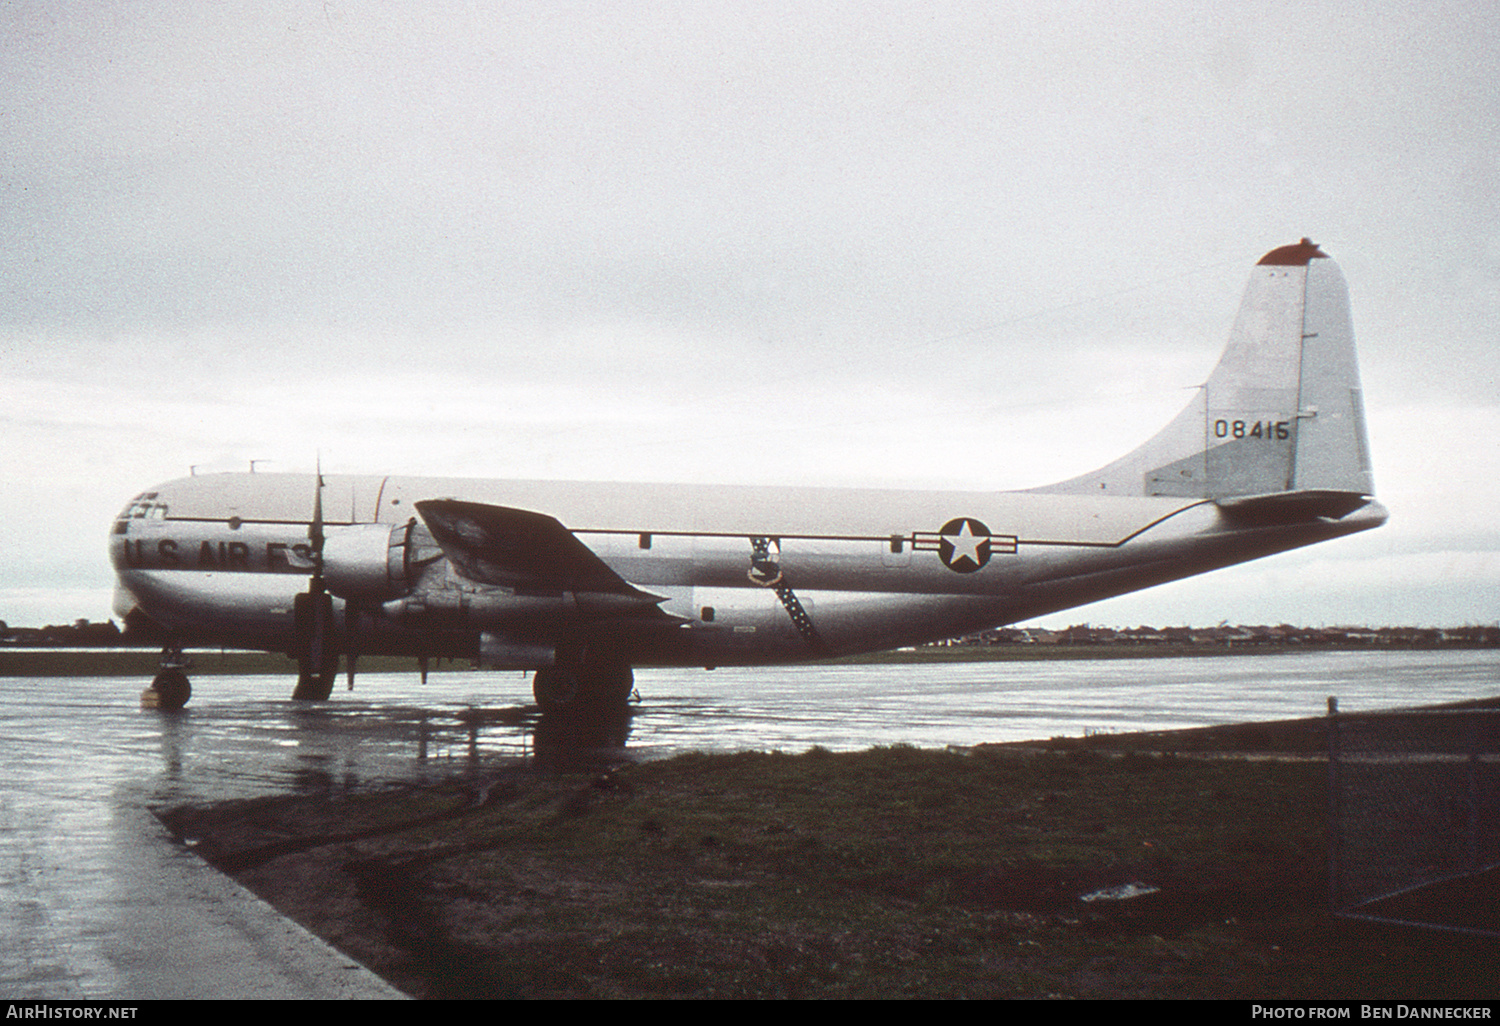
[[0, 675, 418, 1000], [2, 650, 1496, 999]]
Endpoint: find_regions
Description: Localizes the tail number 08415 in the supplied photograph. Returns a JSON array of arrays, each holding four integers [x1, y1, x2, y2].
[[1214, 419, 1290, 441]]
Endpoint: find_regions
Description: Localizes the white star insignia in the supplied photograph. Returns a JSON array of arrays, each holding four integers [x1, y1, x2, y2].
[[943, 520, 988, 568]]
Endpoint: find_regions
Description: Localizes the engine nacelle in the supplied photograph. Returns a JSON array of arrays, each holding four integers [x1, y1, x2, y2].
[[321, 520, 442, 603]]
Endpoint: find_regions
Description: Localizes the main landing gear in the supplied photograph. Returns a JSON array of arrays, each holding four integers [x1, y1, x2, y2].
[[531, 656, 635, 718], [530, 654, 636, 757]]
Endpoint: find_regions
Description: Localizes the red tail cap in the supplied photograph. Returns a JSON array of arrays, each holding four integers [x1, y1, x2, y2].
[[1257, 238, 1328, 266]]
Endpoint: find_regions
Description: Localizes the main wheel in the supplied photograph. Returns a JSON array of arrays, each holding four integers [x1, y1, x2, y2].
[[532, 666, 580, 711], [532, 661, 633, 716], [583, 659, 634, 707]]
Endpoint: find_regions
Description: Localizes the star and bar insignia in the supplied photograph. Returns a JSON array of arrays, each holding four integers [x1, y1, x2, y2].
[[911, 518, 1017, 573]]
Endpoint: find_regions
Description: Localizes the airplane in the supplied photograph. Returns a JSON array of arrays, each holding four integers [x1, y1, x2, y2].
[[111, 239, 1385, 713]]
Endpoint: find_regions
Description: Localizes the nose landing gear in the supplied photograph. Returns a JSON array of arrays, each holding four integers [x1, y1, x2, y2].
[[142, 647, 193, 710]]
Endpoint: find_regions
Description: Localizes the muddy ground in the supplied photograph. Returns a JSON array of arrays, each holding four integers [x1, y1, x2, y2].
[[157, 706, 1500, 1000]]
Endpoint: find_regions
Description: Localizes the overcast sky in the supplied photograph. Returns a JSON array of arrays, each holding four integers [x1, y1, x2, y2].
[[2, 0, 1497, 630]]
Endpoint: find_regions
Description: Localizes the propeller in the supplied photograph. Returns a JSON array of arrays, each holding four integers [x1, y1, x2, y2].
[[292, 459, 338, 699]]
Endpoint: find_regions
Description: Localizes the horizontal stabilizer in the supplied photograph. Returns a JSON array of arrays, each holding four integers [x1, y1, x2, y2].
[[1215, 489, 1377, 525], [415, 499, 657, 599]]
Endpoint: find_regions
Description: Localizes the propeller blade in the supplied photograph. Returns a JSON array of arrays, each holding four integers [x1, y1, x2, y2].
[[292, 460, 337, 700], [309, 457, 325, 581]]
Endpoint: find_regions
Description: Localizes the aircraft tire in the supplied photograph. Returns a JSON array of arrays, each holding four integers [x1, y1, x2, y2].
[[582, 660, 633, 707], [292, 667, 337, 701], [533, 662, 632, 715], [532, 666, 579, 711], [151, 669, 192, 710]]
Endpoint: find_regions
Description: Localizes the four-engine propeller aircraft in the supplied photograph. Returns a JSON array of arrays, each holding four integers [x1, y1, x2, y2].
[[111, 240, 1386, 712]]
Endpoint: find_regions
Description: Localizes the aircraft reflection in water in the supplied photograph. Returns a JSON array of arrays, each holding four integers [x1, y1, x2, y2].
[[143, 690, 634, 796], [111, 240, 1385, 718]]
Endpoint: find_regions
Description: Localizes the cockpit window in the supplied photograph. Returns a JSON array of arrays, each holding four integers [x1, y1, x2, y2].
[[117, 494, 168, 521]]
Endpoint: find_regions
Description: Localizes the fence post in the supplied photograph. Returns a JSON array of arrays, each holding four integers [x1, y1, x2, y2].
[[1327, 695, 1341, 914], [1467, 714, 1480, 875]]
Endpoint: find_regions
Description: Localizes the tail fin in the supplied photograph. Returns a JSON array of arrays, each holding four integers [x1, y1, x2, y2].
[[1033, 239, 1375, 504]]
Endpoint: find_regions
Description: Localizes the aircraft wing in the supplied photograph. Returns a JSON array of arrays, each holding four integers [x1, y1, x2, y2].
[[414, 498, 656, 599]]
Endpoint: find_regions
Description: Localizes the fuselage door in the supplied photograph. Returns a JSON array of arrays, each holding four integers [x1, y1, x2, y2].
[[881, 533, 911, 568]]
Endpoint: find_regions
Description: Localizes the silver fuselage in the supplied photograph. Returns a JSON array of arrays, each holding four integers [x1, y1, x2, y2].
[[111, 472, 1387, 667]]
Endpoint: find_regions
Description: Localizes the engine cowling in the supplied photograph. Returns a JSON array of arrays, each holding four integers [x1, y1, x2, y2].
[[321, 520, 442, 602]]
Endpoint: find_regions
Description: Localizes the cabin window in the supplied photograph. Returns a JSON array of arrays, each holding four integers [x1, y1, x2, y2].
[[700, 606, 715, 622], [889, 534, 904, 554], [638, 533, 652, 549]]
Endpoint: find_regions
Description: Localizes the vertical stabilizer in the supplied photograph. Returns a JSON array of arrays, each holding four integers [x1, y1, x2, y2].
[[1032, 240, 1375, 501]]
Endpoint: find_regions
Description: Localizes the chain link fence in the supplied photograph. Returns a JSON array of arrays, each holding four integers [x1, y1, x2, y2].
[[1328, 705, 1500, 936]]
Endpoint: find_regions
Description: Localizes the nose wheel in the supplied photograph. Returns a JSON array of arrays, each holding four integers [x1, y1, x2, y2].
[[143, 647, 192, 710]]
